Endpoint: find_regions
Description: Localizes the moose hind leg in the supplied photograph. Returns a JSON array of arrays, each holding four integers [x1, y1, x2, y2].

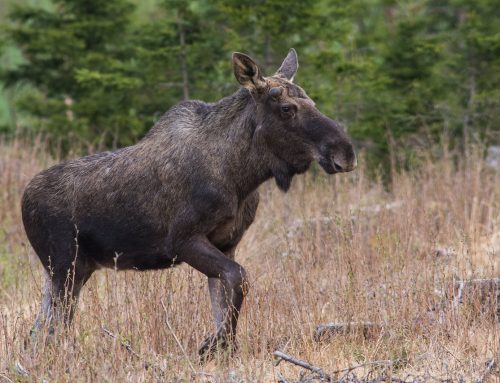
[[31, 273, 56, 337], [31, 260, 93, 343]]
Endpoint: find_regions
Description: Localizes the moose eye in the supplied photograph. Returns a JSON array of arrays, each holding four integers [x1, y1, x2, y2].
[[281, 106, 291, 113]]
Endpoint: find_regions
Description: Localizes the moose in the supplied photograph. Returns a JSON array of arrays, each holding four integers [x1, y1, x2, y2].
[[22, 49, 356, 357]]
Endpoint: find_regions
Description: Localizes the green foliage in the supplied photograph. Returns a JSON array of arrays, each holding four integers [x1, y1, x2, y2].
[[1, 0, 499, 164], [2, 0, 142, 147]]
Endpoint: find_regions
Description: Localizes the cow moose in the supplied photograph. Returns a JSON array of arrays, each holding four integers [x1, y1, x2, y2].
[[22, 48, 357, 358]]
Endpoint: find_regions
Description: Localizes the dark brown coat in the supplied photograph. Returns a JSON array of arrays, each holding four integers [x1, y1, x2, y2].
[[22, 49, 356, 357]]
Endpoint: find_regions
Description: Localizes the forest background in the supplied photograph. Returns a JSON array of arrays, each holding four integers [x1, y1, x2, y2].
[[0, 0, 499, 171]]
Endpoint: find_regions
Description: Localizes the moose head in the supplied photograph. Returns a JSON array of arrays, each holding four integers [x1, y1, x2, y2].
[[233, 49, 357, 191]]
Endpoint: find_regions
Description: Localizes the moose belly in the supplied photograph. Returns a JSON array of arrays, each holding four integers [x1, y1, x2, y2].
[[77, 216, 177, 271]]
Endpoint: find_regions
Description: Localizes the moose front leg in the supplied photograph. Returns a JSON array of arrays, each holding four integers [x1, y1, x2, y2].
[[208, 277, 226, 332], [176, 236, 248, 360], [203, 271, 245, 358], [200, 278, 234, 357], [205, 248, 239, 351]]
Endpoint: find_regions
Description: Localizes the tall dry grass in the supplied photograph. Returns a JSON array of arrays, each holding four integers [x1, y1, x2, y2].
[[0, 138, 498, 382]]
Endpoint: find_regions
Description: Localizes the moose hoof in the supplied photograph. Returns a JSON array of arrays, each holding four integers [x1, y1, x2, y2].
[[198, 334, 236, 363]]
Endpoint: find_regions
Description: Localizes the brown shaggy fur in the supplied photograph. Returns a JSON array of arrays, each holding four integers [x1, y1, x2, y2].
[[21, 49, 356, 358]]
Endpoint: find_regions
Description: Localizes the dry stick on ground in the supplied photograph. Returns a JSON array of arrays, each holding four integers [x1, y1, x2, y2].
[[160, 300, 197, 375], [101, 326, 166, 377], [314, 322, 382, 342], [274, 350, 332, 381], [274, 350, 399, 382]]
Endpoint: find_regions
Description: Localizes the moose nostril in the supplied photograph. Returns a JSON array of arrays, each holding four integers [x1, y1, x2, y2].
[[332, 161, 344, 172]]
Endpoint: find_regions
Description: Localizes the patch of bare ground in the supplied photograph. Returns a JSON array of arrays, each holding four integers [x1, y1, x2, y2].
[[0, 138, 498, 382]]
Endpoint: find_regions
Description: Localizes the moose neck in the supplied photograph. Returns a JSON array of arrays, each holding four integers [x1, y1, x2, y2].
[[205, 88, 275, 199]]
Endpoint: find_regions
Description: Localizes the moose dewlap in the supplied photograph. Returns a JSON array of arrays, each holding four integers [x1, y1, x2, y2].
[[21, 48, 356, 358]]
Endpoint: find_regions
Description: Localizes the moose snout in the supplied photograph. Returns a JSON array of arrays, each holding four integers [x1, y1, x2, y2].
[[318, 118, 357, 173], [332, 145, 357, 172], [317, 139, 357, 175]]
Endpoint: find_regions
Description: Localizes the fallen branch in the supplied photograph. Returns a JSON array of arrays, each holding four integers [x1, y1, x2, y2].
[[314, 322, 382, 342], [273, 350, 331, 381]]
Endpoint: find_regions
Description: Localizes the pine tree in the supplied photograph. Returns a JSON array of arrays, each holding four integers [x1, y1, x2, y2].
[[3, 0, 142, 148]]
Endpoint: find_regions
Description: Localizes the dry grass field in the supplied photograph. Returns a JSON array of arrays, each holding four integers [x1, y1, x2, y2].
[[0, 137, 498, 382]]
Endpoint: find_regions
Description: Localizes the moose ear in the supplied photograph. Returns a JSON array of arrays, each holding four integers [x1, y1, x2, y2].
[[276, 48, 298, 81], [232, 52, 265, 90]]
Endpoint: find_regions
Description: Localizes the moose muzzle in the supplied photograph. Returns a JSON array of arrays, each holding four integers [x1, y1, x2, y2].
[[314, 118, 357, 174]]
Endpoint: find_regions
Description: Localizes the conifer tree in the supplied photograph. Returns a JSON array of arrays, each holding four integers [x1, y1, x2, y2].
[[4, 0, 142, 147]]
